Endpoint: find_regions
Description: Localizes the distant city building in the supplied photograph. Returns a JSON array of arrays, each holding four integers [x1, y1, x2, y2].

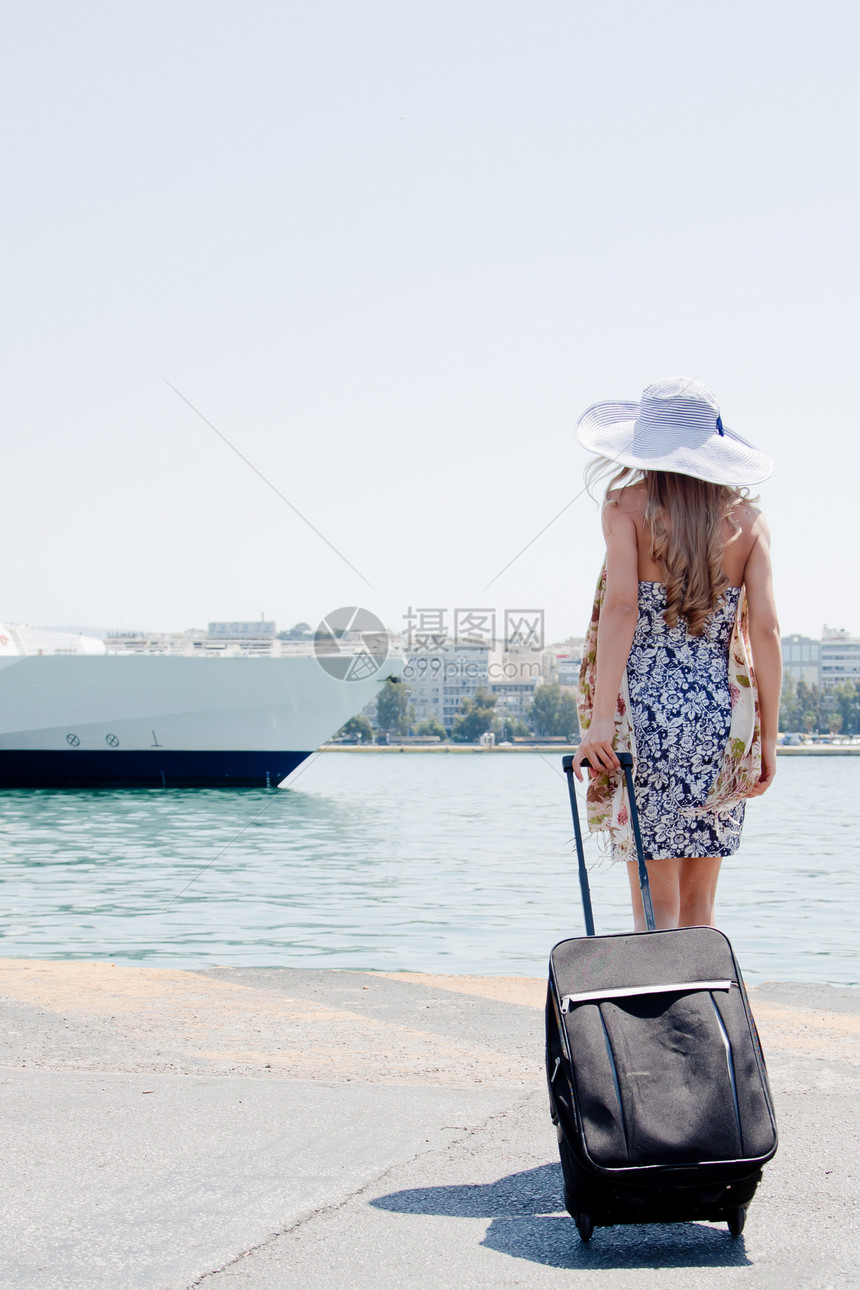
[[208, 621, 275, 640], [554, 652, 583, 689], [819, 626, 860, 688], [488, 648, 543, 724], [440, 645, 491, 729], [781, 627, 860, 689], [399, 653, 445, 727], [781, 634, 820, 686], [538, 640, 584, 690], [103, 626, 291, 656], [370, 644, 492, 730], [556, 658, 580, 688]]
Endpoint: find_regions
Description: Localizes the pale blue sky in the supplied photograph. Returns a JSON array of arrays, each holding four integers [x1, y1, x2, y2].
[[2, 1, 857, 644]]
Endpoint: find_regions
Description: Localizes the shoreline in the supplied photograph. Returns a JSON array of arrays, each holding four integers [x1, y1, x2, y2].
[[320, 742, 860, 755]]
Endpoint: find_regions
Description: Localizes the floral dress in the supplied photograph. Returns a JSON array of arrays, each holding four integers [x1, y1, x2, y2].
[[624, 582, 744, 860], [577, 563, 761, 863]]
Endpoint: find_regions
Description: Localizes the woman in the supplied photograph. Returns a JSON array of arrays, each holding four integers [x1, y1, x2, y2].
[[571, 377, 781, 931]]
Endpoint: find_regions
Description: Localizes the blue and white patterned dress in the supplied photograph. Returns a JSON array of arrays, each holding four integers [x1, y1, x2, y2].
[[623, 581, 745, 860]]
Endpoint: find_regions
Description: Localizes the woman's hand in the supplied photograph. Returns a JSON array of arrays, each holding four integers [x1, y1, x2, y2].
[[746, 737, 777, 798], [571, 718, 620, 781]]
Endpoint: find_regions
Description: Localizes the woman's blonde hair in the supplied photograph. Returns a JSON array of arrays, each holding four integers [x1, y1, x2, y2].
[[585, 458, 751, 637]]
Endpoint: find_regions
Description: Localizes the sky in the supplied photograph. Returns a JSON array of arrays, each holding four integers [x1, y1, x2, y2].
[[2, 0, 858, 647]]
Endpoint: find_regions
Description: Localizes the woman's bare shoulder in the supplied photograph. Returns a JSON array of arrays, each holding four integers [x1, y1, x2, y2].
[[602, 484, 642, 544], [606, 482, 647, 515], [729, 496, 767, 536]]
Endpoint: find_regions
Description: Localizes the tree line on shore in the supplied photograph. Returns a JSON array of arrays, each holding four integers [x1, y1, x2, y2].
[[336, 679, 580, 744], [779, 676, 860, 736], [337, 674, 860, 745]]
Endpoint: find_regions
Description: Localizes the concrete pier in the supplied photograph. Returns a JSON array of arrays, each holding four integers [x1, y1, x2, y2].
[[0, 960, 857, 1289]]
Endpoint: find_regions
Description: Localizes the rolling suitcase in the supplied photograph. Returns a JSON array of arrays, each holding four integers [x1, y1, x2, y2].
[[546, 752, 777, 1242]]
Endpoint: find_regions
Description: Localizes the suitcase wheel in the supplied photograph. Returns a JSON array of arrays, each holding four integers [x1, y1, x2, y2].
[[575, 1211, 594, 1243], [727, 1207, 746, 1237]]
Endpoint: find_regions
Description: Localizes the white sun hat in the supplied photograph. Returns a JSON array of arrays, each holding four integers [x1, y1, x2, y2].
[[575, 377, 773, 486]]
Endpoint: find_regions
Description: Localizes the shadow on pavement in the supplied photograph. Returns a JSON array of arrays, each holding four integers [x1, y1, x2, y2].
[[480, 1214, 751, 1270], [371, 1163, 561, 1218], [371, 1163, 752, 1270]]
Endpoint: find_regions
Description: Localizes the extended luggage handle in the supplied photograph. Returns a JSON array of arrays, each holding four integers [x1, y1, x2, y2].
[[561, 752, 656, 935]]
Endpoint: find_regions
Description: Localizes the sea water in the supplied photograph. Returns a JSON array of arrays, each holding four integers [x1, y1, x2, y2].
[[0, 752, 856, 984]]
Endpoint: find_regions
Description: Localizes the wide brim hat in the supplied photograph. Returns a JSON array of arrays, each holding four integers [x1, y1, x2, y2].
[[575, 377, 773, 486]]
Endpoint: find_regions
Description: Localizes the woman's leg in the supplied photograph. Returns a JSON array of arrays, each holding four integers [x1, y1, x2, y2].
[[627, 858, 681, 931], [627, 856, 723, 929], [677, 857, 723, 927]]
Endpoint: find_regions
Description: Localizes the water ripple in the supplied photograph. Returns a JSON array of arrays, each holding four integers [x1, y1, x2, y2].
[[0, 753, 856, 983]]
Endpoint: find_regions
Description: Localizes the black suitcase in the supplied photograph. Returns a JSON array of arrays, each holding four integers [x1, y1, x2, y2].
[[547, 752, 777, 1242]]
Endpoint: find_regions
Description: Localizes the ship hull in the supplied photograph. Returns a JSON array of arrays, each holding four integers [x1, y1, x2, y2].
[[0, 653, 399, 788], [0, 749, 310, 788]]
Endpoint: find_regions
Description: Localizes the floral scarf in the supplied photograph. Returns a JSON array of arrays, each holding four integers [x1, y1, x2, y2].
[[576, 562, 762, 861]]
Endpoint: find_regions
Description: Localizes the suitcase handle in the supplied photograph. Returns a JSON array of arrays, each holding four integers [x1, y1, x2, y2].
[[561, 752, 656, 935]]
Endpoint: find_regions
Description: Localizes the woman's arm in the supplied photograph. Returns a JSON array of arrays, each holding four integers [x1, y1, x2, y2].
[[743, 512, 781, 797], [572, 495, 640, 780]]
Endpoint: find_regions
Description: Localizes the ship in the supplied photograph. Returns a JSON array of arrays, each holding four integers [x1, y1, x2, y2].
[[0, 620, 401, 788]]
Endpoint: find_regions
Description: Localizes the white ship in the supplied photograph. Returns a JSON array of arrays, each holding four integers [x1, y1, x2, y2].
[[0, 622, 400, 788]]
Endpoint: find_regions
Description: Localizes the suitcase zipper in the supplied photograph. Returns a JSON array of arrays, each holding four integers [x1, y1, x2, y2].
[[561, 979, 736, 1012]]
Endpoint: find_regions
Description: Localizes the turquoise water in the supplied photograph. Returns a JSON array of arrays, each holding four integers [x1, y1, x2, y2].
[[0, 752, 856, 984]]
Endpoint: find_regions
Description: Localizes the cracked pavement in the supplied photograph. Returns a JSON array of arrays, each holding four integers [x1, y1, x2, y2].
[[0, 961, 858, 1289]]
